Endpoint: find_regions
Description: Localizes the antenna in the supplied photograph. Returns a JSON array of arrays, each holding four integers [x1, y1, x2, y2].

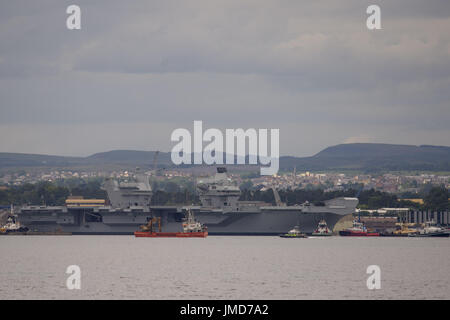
[[355, 183, 363, 198], [152, 151, 159, 171]]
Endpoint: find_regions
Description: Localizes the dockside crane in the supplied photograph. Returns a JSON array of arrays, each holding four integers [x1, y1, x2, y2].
[[271, 187, 286, 207]]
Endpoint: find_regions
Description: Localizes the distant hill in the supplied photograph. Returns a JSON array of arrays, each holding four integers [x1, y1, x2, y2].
[[86, 150, 172, 167], [0, 150, 173, 171], [1, 143, 450, 172], [0, 153, 85, 168], [279, 143, 450, 172]]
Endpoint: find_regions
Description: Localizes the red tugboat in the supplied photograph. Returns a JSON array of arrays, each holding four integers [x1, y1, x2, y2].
[[339, 219, 380, 237], [134, 209, 208, 238]]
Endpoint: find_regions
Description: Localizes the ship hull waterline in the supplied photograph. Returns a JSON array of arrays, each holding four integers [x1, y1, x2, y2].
[[17, 211, 349, 235], [134, 231, 208, 238], [339, 231, 380, 237]]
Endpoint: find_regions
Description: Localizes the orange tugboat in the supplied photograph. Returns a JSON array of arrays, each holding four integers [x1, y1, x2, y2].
[[134, 209, 208, 238], [339, 219, 380, 237]]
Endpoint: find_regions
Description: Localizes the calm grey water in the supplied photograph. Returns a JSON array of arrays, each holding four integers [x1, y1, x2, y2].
[[0, 236, 449, 300]]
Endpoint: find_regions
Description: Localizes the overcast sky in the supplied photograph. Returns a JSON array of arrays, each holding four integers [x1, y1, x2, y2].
[[0, 0, 449, 157]]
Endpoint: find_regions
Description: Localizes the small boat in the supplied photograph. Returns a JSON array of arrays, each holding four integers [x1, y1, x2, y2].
[[381, 223, 418, 237], [408, 220, 450, 238], [311, 219, 333, 236], [0, 216, 29, 234], [280, 226, 307, 238], [135, 209, 208, 238], [339, 219, 380, 237], [0, 206, 29, 235]]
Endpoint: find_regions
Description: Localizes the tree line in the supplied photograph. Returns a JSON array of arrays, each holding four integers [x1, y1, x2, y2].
[[0, 180, 448, 211], [0, 180, 106, 206], [240, 186, 449, 211]]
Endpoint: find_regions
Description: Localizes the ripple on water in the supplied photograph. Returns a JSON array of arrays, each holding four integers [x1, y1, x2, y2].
[[0, 236, 449, 299]]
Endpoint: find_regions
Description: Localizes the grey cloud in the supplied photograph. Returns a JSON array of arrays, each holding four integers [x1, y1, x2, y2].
[[0, 0, 449, 156]]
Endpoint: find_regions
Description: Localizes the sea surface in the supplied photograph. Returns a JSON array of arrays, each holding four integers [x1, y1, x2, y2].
[[0, 236, 449, 299]]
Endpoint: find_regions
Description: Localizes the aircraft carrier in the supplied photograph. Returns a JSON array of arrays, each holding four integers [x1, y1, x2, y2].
[[16, 168, 358, 235]]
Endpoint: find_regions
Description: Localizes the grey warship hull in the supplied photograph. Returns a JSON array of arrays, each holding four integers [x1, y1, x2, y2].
[[196, 211, 346, 235], [193, 197, 358, 235], [17, 203, 354, 235], [17, 206, 184, 235]]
